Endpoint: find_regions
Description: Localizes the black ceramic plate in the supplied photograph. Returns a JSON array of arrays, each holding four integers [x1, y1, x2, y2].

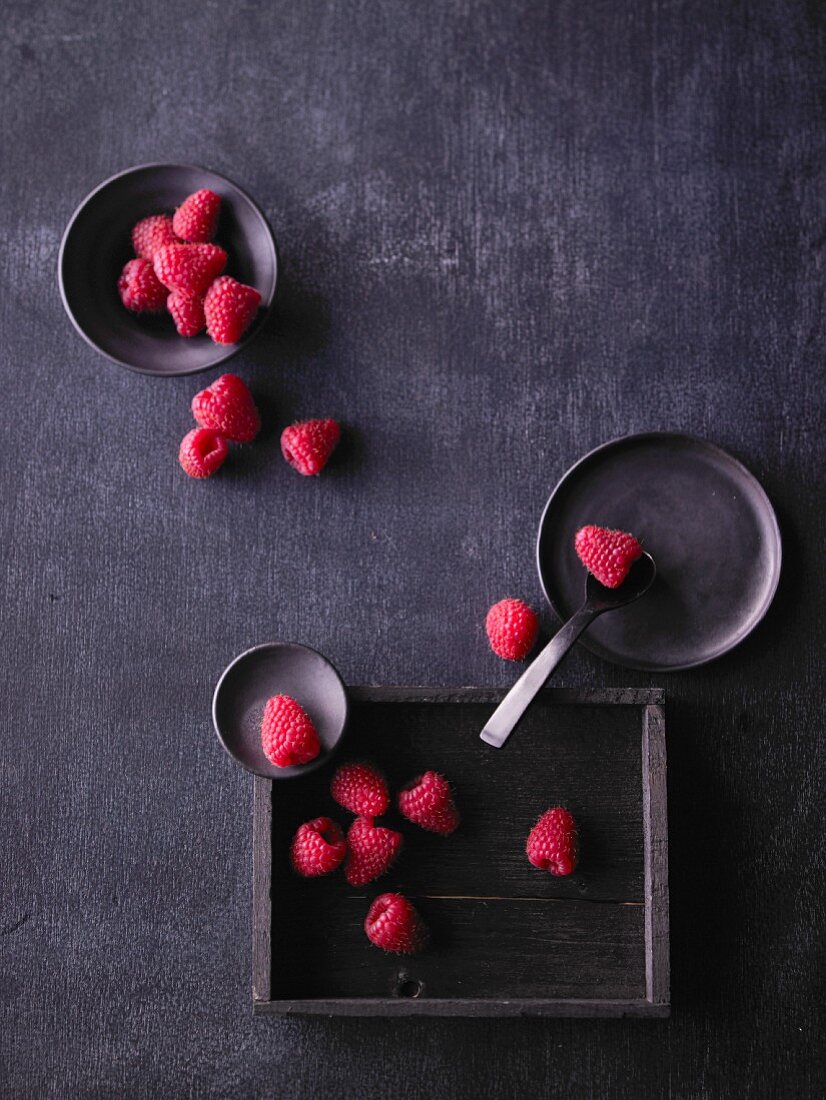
[[58, 164, 278, 376], [212, 643, 349, 779], [537, 433, 782, 671]]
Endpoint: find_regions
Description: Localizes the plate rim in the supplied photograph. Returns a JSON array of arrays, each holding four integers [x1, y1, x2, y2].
[[535, 431, 783, 672], [212, 640, 349, 779], [57, 161, 279, 377]]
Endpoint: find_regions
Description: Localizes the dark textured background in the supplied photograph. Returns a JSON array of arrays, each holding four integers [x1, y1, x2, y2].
[[1, 1, 823, 1096]]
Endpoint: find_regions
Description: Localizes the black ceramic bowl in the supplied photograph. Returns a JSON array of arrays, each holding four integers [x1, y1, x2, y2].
[[212, 642, 349, 780], [58, 164, 278, 376]]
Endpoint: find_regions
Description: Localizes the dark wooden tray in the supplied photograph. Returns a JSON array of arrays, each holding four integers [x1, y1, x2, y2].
[[252, 687, 669, 1017]]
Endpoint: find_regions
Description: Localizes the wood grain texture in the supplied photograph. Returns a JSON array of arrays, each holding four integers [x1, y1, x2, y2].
[[642, 704, 669, 1005], [1, 0, 823, 1095], [251, 776, 272, 1004], [258, 690, 662, 1014]]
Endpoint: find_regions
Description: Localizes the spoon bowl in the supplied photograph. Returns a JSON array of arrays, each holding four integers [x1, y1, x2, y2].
[[584, 552, 657, 612]]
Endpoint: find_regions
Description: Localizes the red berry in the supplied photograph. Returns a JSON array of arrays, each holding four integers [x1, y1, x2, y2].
[[526, 807, 579, 876], [178, 428, 228, 479], [191, 373, 260, 443], [172, 189, 221, 243], [398, 771, 460, 836], [167, 291, 205, 337], [203, 276, 261, 345], [485, 598, 539, 660], [280, 419, 341, 476], [365, 893, 429, 955], [331, 763, 389, 817], [153, 242, 227, 296], [574, 525, 643, 589], [290, 817, 347, 877], [131, 214, 178, 260], [345, 818, 403, 887], [261, 695, 321, 768], [117, 258, 167, 313]]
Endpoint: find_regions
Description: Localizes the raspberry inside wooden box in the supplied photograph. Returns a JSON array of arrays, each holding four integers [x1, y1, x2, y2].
[[252, 688, 669, 1017]]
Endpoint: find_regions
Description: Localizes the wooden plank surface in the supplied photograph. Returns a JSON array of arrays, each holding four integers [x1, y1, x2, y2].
[[251, 777, 272, 1004], [270, 698, 646, 901], [253, 998, 670, 1019], [263, 694, 657, 1009], [642, 704, 670, 1006], [269, 894, 645, 1003]]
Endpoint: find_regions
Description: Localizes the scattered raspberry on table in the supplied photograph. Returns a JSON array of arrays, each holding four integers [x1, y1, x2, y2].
[[280, 418, 341, 476], [398, 771, 460, 836], [178, 427, 228, 479], [365, 893, 429, 955], [331, 762, 390, 818], [261, 694, 321, 768], [574, 525, 643, 589], [172, 188, 221, 243], [345, 817, 403, 886], [191, 373, 260, 443], [290, 817, 347, 877], [117, 258, 167, 313], [131, 214, 178, 260], [485, 598, 540, 660], [203, 276, 262, 345], [526, 807, 579, 876]]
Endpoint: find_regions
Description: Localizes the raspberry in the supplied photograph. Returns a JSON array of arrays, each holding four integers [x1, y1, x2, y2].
[[365, 893, 429, 955], [117, 258, 167, 313], [167, 291, 205, 337], [280, 419, 341, 476], [178, 427, 228, 479], [203, 276, 262, 345], [398, 771, 460, 836], [526, 807, 579, 876], [191, 373, 260, 443], [153, 243, 227, 296], [261, 695, 321, 768], [345, 818, 403, 887], [290, 817, 347, 877], [485, 598, 539, 660], [574, 525, 643, 589], [131, 214, 178, 260], [172, 189, 221, 243], [331, 763, 389, 818]]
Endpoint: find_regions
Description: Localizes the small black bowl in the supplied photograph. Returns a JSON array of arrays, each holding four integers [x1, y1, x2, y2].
[[212, 643, 349, 779], [58, 164, 278, 376]]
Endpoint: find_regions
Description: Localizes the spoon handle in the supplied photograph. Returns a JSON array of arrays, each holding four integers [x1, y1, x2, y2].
[[480, 605, 597, 749]]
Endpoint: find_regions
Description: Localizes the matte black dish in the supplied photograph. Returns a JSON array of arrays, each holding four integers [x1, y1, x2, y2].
[[58, 163, 278, 375], [537, 432, 782, 671], [212, 643, 348, 779]]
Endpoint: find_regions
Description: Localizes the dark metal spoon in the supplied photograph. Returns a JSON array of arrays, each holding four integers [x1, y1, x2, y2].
[[480, 552, 657, 749]]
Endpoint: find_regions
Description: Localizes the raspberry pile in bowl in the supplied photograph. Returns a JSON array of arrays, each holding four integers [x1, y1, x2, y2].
[[117, 189, 262, 345]]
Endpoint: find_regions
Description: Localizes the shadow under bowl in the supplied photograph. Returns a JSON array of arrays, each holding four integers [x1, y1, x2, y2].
[[212, 642, 349, 780], [58, 163, 278, 376]]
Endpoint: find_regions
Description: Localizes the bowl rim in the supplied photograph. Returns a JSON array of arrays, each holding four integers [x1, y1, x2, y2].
[[211, 640, 350, 780], [57, 162, 279, 376]]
